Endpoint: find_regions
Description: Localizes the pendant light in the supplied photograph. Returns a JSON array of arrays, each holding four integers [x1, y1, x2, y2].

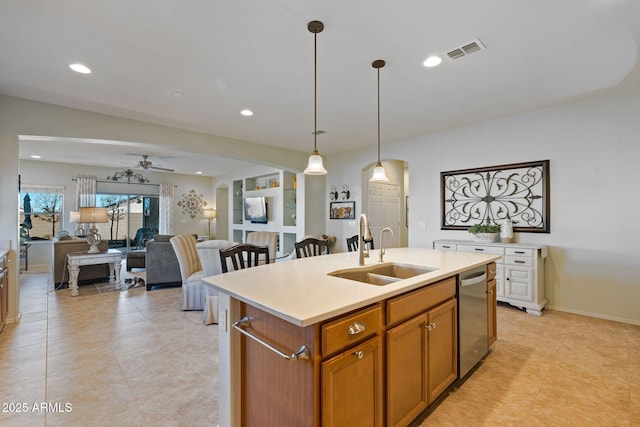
[[370, 59, 389, 182], [304, 20, 327, 175]]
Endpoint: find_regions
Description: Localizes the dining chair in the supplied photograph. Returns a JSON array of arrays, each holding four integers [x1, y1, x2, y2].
[[219, 243, 270, 273], [295, 237, 329, 258], [346, 235, 375, 252]]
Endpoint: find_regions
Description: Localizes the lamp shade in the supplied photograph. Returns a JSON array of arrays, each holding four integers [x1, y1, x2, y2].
[[370, 162, 389, 182], [304, 151, 327, 175], [79, 207, 108, 224], [69, 211, 81, 223], [203, 208, 217, 219]]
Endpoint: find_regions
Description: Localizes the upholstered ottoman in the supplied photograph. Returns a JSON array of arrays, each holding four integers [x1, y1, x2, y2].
[[126, 250, 146, 271]]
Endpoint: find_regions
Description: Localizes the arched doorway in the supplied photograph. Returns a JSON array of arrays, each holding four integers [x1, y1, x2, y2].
[[361, 159, 408, 248]]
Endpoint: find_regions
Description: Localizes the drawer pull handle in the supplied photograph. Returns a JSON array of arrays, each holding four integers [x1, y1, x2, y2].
[[474, 248, 484, 252], [354, 351, 364, 360], [514, 251, 525, 254], [442, 245, 451, 249], [514, 260, 526, 264], [425, 322, 436, 331], [232, 316, 310, 361], [348, 322, 366, 335], [490, 269, 496, 275]]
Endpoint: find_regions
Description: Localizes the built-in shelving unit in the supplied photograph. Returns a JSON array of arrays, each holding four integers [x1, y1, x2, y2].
[[230, 170, 302, 257]]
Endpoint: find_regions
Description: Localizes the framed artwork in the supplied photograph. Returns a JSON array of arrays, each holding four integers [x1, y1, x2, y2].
[[330, 201, 355, 220], [441, 160, 550, 233]]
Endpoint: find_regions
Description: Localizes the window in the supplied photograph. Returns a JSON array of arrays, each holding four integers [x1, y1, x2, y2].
[[96, 193, 159, 250], [20, 185, 64, 240]]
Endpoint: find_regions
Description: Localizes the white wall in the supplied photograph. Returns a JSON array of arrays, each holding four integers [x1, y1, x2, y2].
[[326, 85, 640, 324]]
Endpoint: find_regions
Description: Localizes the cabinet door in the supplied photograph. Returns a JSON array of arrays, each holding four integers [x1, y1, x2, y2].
[[322, 336, 383, 427], [487, 279, 497, 346], [427, 298, 457, 403], [386, 313, 429, 427], [505, 265, 533, 302]]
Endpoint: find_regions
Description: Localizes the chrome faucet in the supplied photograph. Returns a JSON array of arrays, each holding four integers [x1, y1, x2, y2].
[[358, 213, 372, 266], [378, 227, 394, 262]]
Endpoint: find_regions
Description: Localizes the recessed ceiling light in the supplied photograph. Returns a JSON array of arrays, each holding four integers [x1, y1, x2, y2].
[[196, 171, 203, 175], [240, 109, 253, 116], [69, 63, 91, 74], [172, 91, 184, 98], [423, 56, 442, 68], [30, 155, 41, 159]]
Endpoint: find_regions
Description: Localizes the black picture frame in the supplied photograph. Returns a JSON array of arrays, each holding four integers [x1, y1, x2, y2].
[[330, 201, 355, 220], [441, 160, 550, 233]]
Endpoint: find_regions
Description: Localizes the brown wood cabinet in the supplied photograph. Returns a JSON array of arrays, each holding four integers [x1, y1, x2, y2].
[[236, 272, 488, 426], [386, 297, 457, 427], [0, 254, 8, 333], [487, 262, 497, 346], [322, 336, 383, 427]]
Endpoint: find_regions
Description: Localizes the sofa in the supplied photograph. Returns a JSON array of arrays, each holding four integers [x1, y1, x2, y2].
[[53, 236, 110, 285], [145, 234, 183, 291]]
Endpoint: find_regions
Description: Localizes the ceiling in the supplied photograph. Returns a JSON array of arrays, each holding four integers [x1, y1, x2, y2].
[[2, 0, 640, 176]]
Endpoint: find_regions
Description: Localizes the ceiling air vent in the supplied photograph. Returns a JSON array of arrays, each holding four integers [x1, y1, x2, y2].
[[446, 38, 485, 61]]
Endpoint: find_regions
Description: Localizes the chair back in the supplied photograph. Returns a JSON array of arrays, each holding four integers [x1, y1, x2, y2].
[[196, 240, 238, 276], [219, 244, 270, 273], [246, 231, 278, 262], [346, 235, 359, 252], [346, 235, 375, 252], [295, 237, 329, 258], [169, 234, 202, 283]]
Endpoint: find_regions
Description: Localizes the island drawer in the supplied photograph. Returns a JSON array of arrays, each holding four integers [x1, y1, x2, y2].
[[386, 277, 456, 327], [321, 303, 382, 357]]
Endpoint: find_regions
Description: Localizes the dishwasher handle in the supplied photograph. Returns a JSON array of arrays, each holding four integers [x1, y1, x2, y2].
[[460, 271, 487, 287]]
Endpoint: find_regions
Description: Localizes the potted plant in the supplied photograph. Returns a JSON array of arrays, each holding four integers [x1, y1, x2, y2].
[[468, 223, 501, 243]]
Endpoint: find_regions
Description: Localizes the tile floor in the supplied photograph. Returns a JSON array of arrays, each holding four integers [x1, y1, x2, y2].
[[1, 268, 639, 426]]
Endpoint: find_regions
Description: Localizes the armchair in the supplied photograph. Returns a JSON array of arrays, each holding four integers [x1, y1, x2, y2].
[[196, 239, 238, 324]]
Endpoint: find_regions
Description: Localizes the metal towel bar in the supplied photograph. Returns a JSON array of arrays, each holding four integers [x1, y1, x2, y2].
[[232, 316, 311, 361]]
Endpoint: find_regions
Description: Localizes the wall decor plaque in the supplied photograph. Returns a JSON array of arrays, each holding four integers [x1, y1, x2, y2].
[[330, 201, 355, 220], [441, 160, 549, 233]]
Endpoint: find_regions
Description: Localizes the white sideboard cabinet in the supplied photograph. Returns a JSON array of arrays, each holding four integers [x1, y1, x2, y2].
[[433, 239, 547, 316]]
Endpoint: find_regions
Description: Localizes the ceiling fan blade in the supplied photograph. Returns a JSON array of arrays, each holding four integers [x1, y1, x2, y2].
[[150, 165, 175, 172]]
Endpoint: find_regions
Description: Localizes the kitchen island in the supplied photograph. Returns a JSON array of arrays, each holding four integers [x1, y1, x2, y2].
[[205, 247, 499, 427]]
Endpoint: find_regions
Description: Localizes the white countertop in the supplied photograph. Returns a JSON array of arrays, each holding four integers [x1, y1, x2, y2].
[[204, 247, 499, 327]]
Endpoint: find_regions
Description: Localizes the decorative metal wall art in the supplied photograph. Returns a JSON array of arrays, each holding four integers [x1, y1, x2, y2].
[[177, 189, 208, 219], [441, 160, 550, 233], [106, 169, 149, 184]]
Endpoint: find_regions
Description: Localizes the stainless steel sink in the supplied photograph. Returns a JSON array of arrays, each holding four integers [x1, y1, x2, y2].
[[328, 262, 437, 286]]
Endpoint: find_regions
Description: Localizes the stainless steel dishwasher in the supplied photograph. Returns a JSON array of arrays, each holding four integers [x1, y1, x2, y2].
[[458, 265, 489, 379]]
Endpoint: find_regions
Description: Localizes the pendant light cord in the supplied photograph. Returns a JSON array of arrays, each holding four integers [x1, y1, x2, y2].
[[377, 65, 381, 163]]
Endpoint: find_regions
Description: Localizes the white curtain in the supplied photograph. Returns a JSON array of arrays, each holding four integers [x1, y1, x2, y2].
[[75, 177, 96, 208], [159, 183, 174, 234]]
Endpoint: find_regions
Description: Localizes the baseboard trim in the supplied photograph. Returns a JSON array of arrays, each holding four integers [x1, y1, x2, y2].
[[546, 304, 640, 326]]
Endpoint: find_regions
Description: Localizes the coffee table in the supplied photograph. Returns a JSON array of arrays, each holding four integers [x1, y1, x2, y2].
[[67, 249, 122, 297]]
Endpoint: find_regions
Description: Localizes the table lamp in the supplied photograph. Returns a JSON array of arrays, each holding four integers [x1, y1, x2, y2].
[[80, 207, 109, 253], [203, 208, 216, 239], [69, 210, 85, 236]]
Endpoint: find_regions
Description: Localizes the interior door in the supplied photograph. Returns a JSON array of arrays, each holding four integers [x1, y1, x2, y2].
[[368, 182, 400, 248]]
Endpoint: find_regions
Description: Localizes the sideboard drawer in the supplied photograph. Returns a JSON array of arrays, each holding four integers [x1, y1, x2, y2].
[[505, 256, 533, 267], [505, 247, 534, 257], [434, 242, 457, 251]]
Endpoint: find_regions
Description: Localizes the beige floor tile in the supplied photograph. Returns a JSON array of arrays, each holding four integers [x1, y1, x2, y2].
[[3, 271, 640, 426]]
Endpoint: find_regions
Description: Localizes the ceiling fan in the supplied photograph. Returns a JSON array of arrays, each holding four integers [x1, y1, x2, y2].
[[137, 155, 175, 172]]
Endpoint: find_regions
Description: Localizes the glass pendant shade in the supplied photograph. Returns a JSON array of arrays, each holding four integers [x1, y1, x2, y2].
[[304, 150, 327, 175], [370, 161, 389, 182]]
